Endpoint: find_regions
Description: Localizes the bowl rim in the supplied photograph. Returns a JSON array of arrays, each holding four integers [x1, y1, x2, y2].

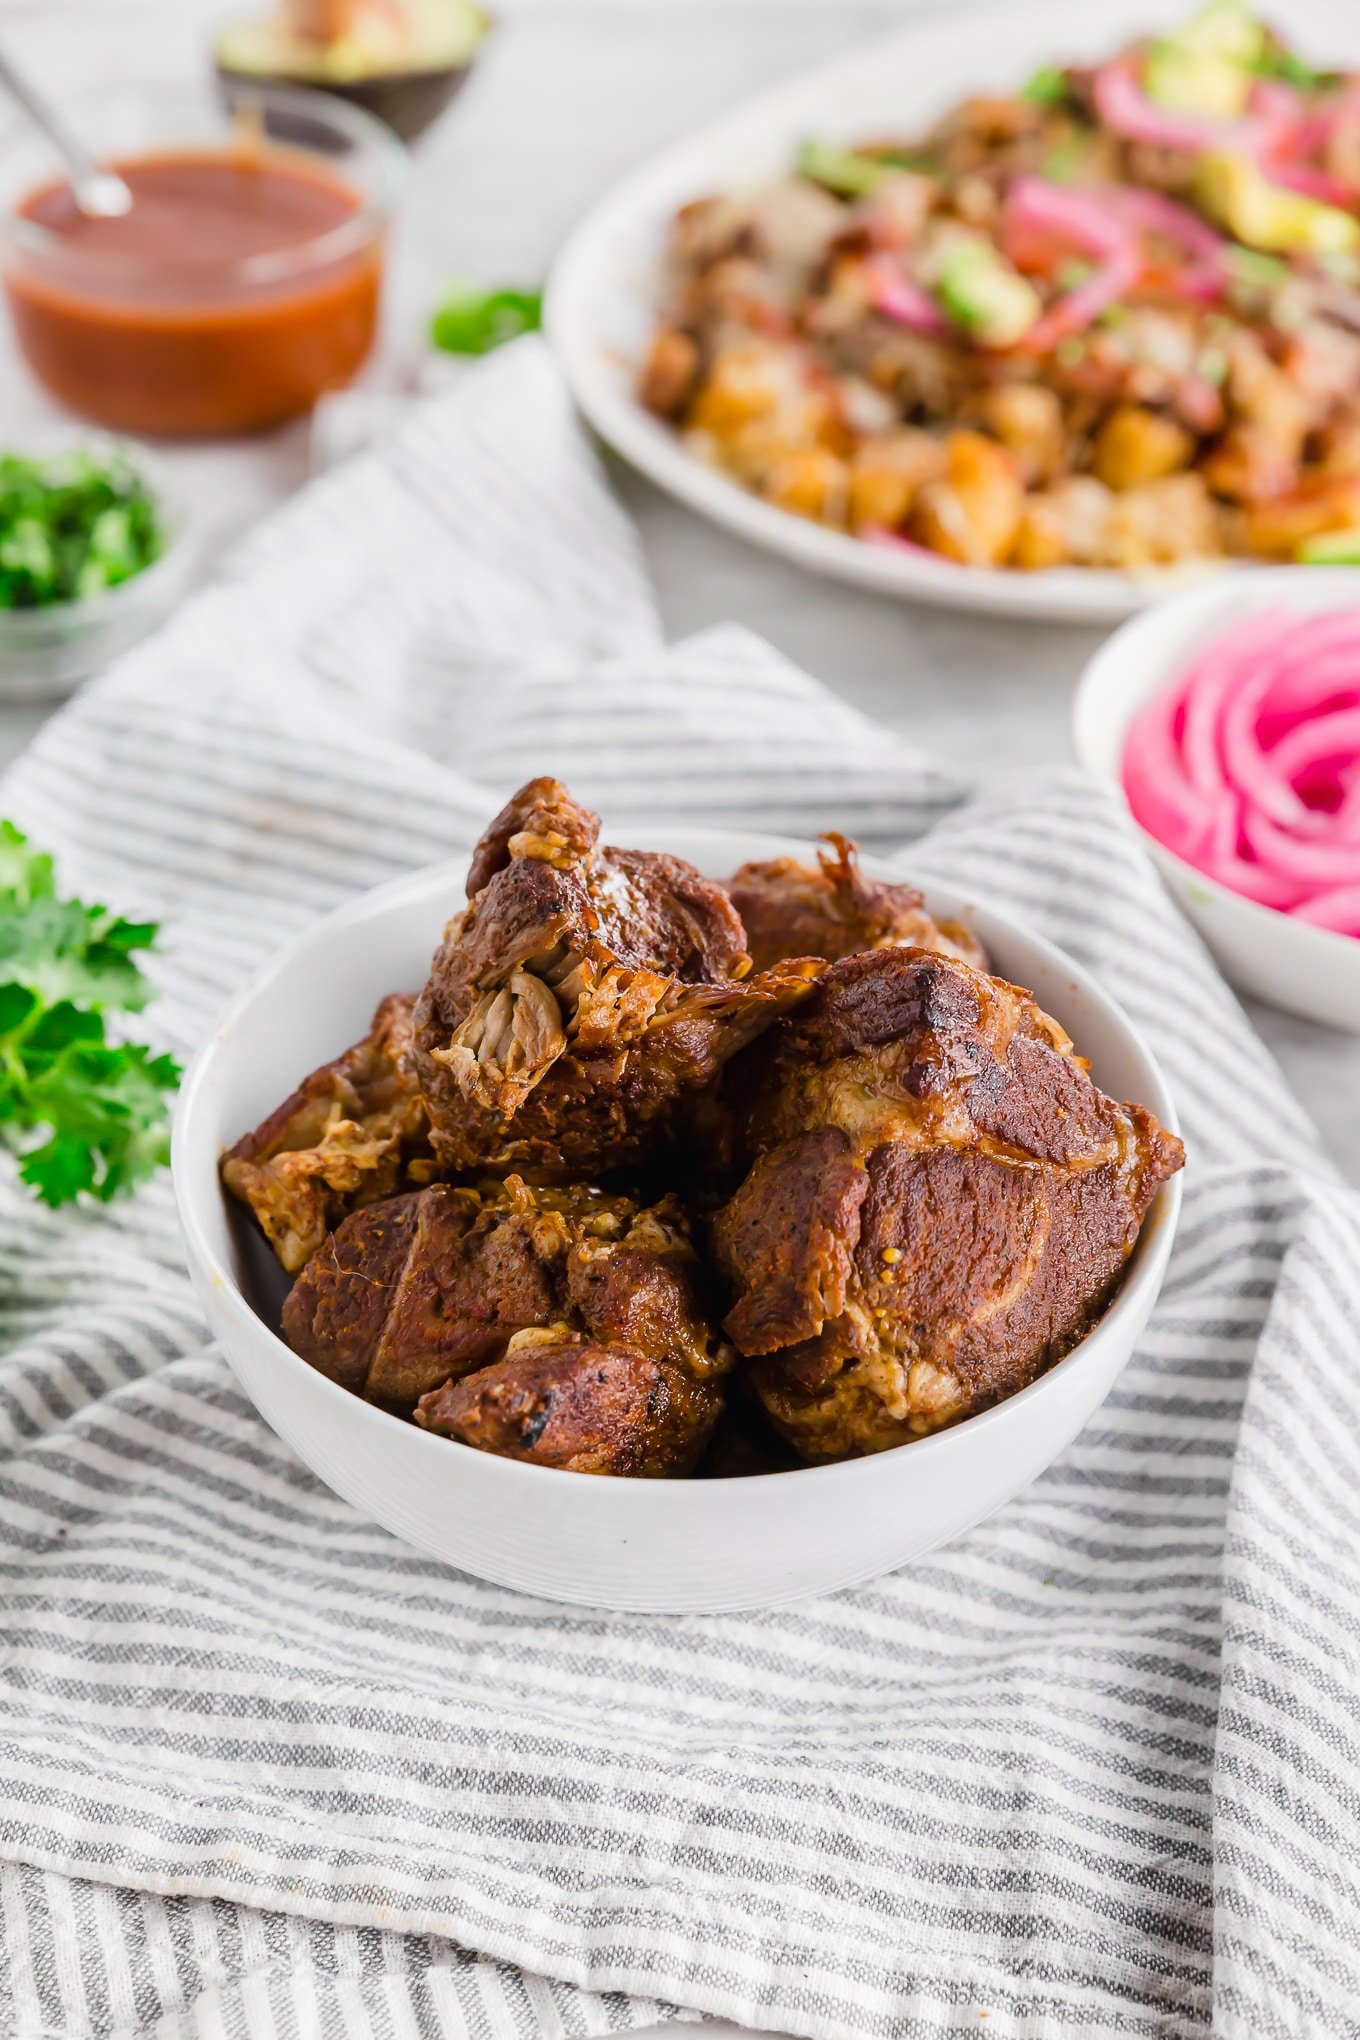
[[1072, 562, 1360, 958], [0, 80, 406, 289], [172, 831, 1183, 1501]]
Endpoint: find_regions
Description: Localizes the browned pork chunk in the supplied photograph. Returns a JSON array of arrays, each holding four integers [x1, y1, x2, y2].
[[711, 947, 1183, 1461], [282, 1176, 732, 1475], [728, 833, 987, 973], [222, 992, 430, 1274], [416, 1335, 722, 1477], [412, 776, 819, 1178]]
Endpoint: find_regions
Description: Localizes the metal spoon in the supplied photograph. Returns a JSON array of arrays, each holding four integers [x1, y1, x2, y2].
[[0, 45, 131, 218]]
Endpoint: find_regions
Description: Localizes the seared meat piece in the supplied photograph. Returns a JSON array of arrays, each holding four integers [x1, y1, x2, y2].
[[416, 1333, 722, 1477], [283, 1177, 732, 1474], [728, 834, 987, 973], [712, 947, 1183, 1462], [413, 776, 819, 1178], [222, 993, 430, 1275]]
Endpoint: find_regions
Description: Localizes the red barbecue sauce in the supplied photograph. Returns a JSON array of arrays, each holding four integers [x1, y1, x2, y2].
[[4, 148, 382, 436]]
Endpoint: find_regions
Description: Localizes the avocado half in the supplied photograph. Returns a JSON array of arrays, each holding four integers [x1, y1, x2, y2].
[[215, 0, 489, 143]]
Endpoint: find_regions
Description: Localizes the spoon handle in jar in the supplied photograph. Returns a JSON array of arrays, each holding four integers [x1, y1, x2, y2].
[[0, 45, 132, 218]]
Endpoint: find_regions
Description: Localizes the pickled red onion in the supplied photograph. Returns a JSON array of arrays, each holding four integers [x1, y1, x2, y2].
[[864, 260, 950, 336], [1092, 58, 1280, 156], [1121, 606, 1360, 938]]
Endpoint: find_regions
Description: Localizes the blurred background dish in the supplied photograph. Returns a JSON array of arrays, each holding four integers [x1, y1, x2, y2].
[[0, 81, 403, 435], [215, 0, 490, 143], [547, 0, 1360, 623], [1073, 564, 1360, 1031]]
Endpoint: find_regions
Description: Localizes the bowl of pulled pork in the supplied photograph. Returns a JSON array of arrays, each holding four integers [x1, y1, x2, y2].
[[548, 0, 1360, 621], [174, 778, 1183, 1610]]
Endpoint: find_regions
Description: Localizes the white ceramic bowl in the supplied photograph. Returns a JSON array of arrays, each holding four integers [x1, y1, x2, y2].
[[1074, 567, 1360, 1034], [546, 0, 1359, 626], [173, 826, 1182, 1612]]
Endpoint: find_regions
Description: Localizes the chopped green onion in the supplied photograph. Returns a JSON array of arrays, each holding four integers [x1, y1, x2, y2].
[[431, 284, 543, 356]]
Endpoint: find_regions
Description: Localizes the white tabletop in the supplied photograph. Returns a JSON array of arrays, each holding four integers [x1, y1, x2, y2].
[[0, 6, 1355, 2030]]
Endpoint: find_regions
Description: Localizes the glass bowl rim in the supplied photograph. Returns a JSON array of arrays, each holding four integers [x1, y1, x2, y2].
[[0, 80, 406, 291]]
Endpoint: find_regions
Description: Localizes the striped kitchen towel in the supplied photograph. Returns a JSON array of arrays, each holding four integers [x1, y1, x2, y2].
[[0, 338, 1354, 2040]]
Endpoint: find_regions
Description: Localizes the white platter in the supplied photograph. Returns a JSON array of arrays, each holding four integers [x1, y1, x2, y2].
[[546, 0, 1358, 625], [173, 826, 1181, 1613]]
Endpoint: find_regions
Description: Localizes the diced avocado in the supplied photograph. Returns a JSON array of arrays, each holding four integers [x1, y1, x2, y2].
[[1144, 2, 1263, 118], [1022, 65, 1068, 107], [1178, 0, 1263, 66], [1144, 40, 1252, 117], [936, 240, 1041, 348], [796, 140, 887, 198], [1297, 529, 1360, 565], [1196, 151, 1360, 256]]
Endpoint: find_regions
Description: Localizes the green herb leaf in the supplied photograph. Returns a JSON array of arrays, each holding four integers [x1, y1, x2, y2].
[[431, 284, 543, 356], [0, 449, 163, 610], [0, 821, 178, 1208]]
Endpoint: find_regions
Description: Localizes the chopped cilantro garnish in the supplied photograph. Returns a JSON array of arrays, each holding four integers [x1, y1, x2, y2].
[[0, 449, 163, 610], [431, 284, 543, 356], [0, 822, 178, 1207]]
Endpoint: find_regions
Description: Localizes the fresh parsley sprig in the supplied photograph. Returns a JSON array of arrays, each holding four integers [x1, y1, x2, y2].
[[0, 822, 178, 1207]]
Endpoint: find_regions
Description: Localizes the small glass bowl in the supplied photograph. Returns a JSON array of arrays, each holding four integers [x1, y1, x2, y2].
[[0, 439, 196, 701], [0, 83, 405, 437]]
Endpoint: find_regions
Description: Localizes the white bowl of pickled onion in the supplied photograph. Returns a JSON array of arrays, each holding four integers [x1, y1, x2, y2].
[[1074, 568, 1360, 1034]]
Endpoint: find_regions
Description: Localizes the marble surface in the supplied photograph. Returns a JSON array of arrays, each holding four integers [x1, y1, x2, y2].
[[0, 5, 1354, 2031]]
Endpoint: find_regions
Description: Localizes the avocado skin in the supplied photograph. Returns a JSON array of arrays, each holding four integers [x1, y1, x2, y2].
[[215, 13, 488, 143]]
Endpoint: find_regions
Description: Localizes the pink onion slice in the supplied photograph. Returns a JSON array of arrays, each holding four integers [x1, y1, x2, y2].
[[1093, 58, 1277, 156], [1272, 707, 1360, 785], [1293, 883, 1360, 935], [864, 259, 950, 336], [1120, 603, 1360, 940], [1266, 161, 1358, 208]]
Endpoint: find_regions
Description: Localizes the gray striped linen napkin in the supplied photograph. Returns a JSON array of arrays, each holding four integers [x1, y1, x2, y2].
[[0, 337, 1354, 2040]]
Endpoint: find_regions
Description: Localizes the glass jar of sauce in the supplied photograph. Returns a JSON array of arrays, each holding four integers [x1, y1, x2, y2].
[[0, 86, 404, 437]]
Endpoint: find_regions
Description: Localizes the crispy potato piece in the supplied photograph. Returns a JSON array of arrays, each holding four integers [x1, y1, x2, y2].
[[974, 384, 1064, 486], [1093, 406, 1195, 492], [762, 446, 850, 524], [1242, 476, 1360, 557], [847, 429, 947, 531], [1103, 473, 1222, 569], [909, 430, 1024, 566], [639, 325, 700, 419]]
